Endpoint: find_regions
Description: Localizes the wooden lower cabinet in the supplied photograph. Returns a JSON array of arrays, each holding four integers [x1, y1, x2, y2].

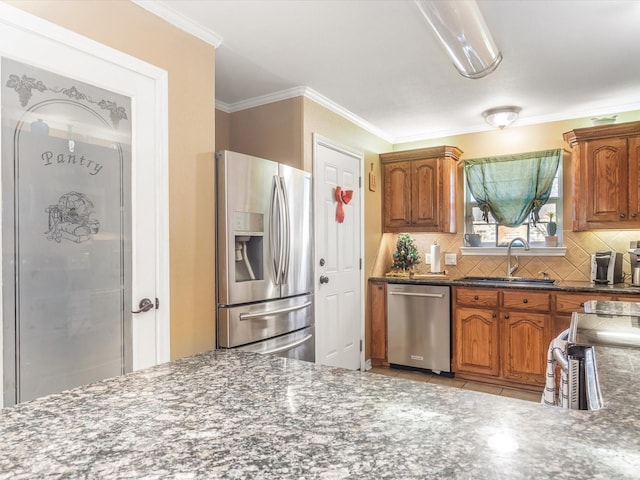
[[552, 315, 572, 338], [500, 311, 548, 385], [554, 292, 613, 315], [453, 286, 550, 390], [370, 282, 637, 388], [369, 281, 387, 365], [553, 292, 615, 337], [453, 286, 632, 390], [453, 307, 499, 376]]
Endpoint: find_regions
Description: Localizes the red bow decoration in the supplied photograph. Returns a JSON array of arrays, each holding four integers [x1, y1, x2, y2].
[[335, 186, 353, 223]]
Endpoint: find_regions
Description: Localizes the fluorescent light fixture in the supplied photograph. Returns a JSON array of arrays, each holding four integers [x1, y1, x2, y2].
[[482, 106, 522, 129], [414, 0, 502, 79]]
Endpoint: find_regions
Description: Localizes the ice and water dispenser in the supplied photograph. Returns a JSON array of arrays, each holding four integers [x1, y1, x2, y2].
[[233, 211, 264, 282]]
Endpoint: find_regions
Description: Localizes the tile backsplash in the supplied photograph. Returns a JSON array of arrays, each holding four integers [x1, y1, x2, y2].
[[372, 230, 640, 283]]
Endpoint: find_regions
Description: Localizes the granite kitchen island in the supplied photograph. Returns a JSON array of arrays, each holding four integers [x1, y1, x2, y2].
[[1, 349, 639, 479]]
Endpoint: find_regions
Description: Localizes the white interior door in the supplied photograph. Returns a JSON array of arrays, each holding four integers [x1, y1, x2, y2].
[[313, 135, 363, 370], [0, 5, 169, 406]]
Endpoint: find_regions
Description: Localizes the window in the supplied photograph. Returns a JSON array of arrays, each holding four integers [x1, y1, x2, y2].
[[464, 150, 563, 248]]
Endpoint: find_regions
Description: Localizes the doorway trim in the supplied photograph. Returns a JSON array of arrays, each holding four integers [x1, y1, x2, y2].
[[312, 133, 365, 370], [0, 5, 170, 373]]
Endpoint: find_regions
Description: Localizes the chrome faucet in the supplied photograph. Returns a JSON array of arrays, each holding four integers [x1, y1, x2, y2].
[[507, 237, 530, 278]]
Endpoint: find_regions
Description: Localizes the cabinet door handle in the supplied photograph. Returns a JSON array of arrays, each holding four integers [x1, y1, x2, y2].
[[523, 298, 528, 304], [620, 213, 626, 219], [474, 295, 479, 300], [579, 302, 585, 308], [633, 212, 638, 219], [504, 314, 510, 319], [492, 312, 497, 318]]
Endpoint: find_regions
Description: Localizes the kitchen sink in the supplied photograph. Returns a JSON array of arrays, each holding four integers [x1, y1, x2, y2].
[[458, 276, 556, 285]]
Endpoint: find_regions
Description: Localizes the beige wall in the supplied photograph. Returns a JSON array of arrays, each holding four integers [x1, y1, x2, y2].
[[223, 98, 640, 357], [227, 98, 304, 169], [14, 1, 640, 366], [11, 1, 217, 360], [373, 110, 640, 283], [222, 96, 391, 358], [396, 111, 640, 232], [301, 98, 393, 359], [216, 109, 231, 151], [302, 98, 392, 281], [221, 96, 392, 285]]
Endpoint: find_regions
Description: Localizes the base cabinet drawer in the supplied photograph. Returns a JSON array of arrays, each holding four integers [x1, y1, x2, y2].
[[456, 288, 499, 308], [555, 293, 614, 314], [502, 290, 550, 311]]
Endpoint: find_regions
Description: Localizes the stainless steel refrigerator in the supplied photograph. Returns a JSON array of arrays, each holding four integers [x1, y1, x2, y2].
[[215, 151, 314, 362]]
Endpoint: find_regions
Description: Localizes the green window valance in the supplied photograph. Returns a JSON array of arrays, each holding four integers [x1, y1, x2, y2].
[[464, 149, 561, 227]]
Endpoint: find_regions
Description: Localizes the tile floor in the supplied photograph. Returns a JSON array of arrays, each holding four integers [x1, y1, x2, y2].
[[367, 366, 543, 403]]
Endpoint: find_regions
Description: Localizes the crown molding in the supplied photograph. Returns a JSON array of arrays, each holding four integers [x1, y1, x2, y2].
[[131, 0, 223, 48], [221, 87, 308, 113], [393, 101, 640, 144], [302, 88, 393, 143], [214, 100, 232, 114], [215, 87, 394, 143]]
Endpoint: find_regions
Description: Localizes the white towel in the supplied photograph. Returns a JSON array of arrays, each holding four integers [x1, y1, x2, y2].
[[541, 337, 568, 407]]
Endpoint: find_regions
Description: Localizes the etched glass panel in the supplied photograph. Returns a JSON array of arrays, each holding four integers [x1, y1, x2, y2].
[[1, 58, 132, 403]]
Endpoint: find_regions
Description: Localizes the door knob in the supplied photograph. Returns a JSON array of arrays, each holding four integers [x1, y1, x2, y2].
[[319, 275, 329, 284], [132, 298, 155, 314]]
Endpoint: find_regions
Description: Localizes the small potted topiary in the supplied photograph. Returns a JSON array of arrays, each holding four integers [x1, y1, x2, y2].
[[545, 212, 558, 247]]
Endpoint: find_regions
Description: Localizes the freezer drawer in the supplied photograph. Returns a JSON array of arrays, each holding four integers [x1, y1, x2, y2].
[[236, 326, 315, 363], [217, 294, 314, 348], [387, 284, 451, 373]]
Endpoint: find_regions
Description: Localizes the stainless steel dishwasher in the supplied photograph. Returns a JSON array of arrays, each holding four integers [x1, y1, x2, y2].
[[387, 283, 451, 374]]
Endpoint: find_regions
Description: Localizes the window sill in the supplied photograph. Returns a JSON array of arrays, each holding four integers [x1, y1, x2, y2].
[[460, 246, 567, 257]]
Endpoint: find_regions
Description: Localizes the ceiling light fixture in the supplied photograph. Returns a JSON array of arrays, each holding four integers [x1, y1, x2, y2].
[[482, 106, 522, 129], [414, 0, 502, 79]]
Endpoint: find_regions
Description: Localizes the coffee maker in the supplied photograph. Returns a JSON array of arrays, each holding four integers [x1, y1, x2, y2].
[[590, 251, 623, 284], [628, 241, 640, 286]]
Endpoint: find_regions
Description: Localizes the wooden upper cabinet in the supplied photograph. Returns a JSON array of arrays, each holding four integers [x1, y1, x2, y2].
[[564, 121, 640, 231], [412, 158, 439, 227], [380, 146, 462, 233], [382, 161, 412, 229]]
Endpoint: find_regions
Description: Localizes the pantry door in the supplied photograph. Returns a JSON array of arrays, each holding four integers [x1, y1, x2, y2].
[[0, 5, 169, 405], [313, 135, 364, 370]]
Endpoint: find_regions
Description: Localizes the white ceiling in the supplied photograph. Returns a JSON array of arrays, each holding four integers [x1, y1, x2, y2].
[[137, 0, 640, 143]]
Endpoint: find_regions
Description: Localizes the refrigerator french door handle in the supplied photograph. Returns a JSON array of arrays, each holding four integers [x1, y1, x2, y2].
[[269, 175, 281, 284], [279, 176, 291, 282], [275, 175, 287, 284]]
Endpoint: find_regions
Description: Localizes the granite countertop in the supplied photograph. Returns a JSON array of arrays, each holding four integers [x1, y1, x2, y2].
[[369, 275, 640, 294], [1, 349, 640, 479]]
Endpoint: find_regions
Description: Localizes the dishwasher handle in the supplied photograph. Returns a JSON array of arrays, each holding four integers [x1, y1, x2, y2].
[[388, 291, 445, 299]]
